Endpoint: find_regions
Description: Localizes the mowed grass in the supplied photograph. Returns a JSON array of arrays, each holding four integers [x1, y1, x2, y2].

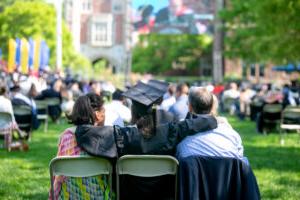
[[0, 123, 68, 200], [0, 117, 300, 199]]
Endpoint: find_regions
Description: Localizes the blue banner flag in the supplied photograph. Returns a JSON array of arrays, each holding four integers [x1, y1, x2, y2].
[[28, 38, 34, 69], [15, 38, 21, 68], [39, 40, 50, 71]]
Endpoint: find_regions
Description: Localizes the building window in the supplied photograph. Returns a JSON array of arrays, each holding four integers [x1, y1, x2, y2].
[[90, 15, 113, 46], [94, 23, 107, 43], [112, 0, 124, 14], [82, 0, 92, 13], [259, 64, 265, 77]]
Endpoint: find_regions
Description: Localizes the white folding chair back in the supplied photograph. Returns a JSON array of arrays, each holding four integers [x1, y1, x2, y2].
[[35, 100, 49, 132], [13, 105, 32, 132], [49, 155, 113, 200], [13, 105, 32, 116], [116, 155, 179, 200], [280, 106, 300, 145], [0, 112, 12, 129], [0, 112, 13, 151], [46, 97, 61, 106]]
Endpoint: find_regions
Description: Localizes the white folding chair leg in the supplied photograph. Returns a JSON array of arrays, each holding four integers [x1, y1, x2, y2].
[[44, 117, 48, 133]]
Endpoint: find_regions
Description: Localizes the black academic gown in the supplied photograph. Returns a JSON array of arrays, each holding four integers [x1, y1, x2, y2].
[[75, 114, 217, 158]]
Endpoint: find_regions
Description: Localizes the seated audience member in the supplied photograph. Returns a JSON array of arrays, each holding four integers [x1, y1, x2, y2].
[[221, 82, 240, 113], [168, 83, 189, 121], [282, 84, 297, 108], [35, 79, 63, 122], [69, 81, 83, 100], [176, 87, 246, 163], [89, 80, 101, 96], [50, 93, 113, 200], [160, 84, 176, 111], [239, 84, 256, 119], [104, 89, 131, 126], [60, 87, 75, 116], [10, 85, 39, 132], [0, 82, 26, 146]]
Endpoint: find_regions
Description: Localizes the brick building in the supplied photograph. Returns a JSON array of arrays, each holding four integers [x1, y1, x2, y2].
[[63, 0, 130, 73]]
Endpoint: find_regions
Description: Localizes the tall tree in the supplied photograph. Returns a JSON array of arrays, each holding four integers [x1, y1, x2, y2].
[[132, 34, 212, 74], [221, 0, 300, 64]]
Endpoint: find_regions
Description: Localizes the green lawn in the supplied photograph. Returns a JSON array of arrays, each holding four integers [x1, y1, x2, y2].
[[0, 117, 300, 200]]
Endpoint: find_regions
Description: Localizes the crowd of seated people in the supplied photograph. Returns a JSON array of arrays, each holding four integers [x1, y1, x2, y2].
[[0, 68, 126, 149], [5, 67, 296, 198]]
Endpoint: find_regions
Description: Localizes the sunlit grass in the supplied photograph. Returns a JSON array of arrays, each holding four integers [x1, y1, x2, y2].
[[0, 123, 68, 200], [227, 117, 300, 200], [0, 117, 299, 199]]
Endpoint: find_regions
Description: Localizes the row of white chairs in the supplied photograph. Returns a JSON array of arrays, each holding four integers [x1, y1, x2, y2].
[[49, 155, 179, 200]]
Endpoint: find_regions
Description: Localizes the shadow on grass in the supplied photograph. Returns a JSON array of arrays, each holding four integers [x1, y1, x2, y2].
[[22, 193, 47, 200]]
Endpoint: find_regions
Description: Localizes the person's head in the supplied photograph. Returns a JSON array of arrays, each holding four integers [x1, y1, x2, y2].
[[188, 87, 214, 115], [53, 79, 63, 92], [168, 84, 176, 96], [10, 84, 21, 94], [89, 80, 101, 96], [176, 83, 189, 98], [112, 89, 124, 102], [69, 93, 105, 126], [229, 82, 238, 90], [28, 83, 38, 98]]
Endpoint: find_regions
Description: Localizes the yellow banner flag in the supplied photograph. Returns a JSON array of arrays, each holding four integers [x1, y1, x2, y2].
[[33, 37, 41, 71], [21, 38, 29, 74], [8, 38, 16, 73]]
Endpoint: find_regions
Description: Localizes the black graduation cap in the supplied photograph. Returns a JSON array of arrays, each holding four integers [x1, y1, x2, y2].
[[147, 79, 169, 93], [122, 80, 169, 117]]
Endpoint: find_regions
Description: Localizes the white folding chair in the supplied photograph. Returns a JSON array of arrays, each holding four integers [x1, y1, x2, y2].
[[280, 106, 300, 145], [0, 112, 13, 151], [13, 105, 32, 130], [262, 104, 282, 134], [46, 97, 61, 123], [35, 99, 49, 132], [49, 155, 113, 200], [116, 155, 179, 200]]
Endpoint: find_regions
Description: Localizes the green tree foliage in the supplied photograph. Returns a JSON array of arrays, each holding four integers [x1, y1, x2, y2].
[[0, 1, 91, 70], [0, 0, 20, 11], [220, 0, 300, 64], [132, 34, 212, 74]]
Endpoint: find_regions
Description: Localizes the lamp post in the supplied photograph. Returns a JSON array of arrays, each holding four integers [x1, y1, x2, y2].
[[124, 0, 132, 87], [55, 0, 63, 71], [213, 0, 224, 83]]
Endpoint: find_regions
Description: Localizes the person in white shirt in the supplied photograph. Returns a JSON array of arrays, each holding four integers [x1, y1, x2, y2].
[[160, 84, 176, 111], [0, 83, 16, 128], [0, 81, 26, 142], [176, 87, 246, 163], [104, 89, 131, 126]]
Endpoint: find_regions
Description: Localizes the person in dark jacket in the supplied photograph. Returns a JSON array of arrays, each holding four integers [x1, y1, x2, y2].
[[35, 79, 63, 122]]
